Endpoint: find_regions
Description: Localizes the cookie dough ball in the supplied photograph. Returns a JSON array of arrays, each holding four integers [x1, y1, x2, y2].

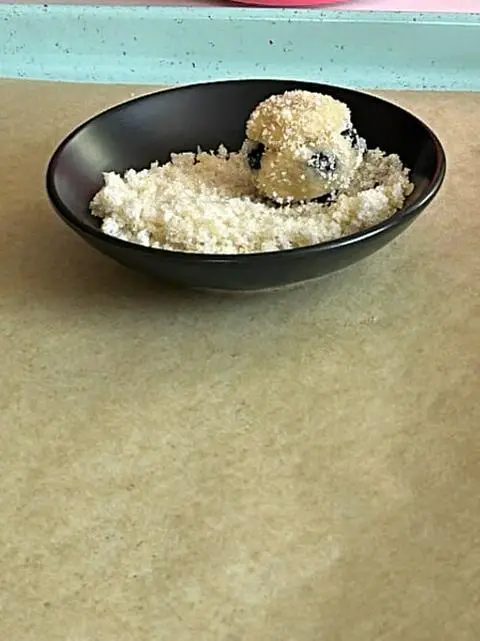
[[244, 90, 366, 204]]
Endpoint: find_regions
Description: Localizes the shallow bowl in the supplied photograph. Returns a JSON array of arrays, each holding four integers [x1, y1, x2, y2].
[[46, 79, 446, 292]]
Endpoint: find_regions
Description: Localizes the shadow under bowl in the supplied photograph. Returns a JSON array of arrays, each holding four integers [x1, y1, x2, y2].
[[46, 79, 446, 293]]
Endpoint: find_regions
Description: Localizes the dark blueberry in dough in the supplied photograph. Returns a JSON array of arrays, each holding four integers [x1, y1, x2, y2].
[[308, 152, 337, 174], [260, 197, 281, 208], [247, 142, 265, 171], [341, 127, 362, 149], [312, 191, 337, 206]]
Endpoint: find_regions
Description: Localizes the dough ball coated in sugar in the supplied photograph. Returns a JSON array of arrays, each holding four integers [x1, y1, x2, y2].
[[244, 90, 366, 204]]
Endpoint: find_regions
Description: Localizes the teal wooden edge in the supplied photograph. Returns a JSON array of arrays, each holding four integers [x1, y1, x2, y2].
[[1, 5, 479, 90]]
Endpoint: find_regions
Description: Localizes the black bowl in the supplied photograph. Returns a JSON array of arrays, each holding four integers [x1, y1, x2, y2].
[[46, 79, 446, 293]]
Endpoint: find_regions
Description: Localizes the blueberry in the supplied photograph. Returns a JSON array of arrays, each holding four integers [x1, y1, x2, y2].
[[247, 142, 265, 171], [261, 197, 281, 208], [312, 191, 337, 206], [308, 152, 337, 174], [341, 127, 361, 149]]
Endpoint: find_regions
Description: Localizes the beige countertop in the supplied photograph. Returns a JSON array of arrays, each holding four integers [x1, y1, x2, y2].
[[1, 80, 479, 640]]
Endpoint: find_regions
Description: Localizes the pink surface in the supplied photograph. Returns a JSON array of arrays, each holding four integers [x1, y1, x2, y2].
[[1, 0, 479, 8], [342, 0, 479, 8], [231, 0, 478, 6], [231, 0, 347, 6]]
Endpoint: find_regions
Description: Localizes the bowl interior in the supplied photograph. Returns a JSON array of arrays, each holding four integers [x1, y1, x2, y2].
[[48, 79, 443, 240]]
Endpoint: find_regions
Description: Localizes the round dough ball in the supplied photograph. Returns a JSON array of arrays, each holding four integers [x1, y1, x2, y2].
[[244, 90, 366, 204]]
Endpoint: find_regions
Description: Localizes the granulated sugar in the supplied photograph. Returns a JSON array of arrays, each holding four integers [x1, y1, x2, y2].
[[90, 145, 413, 255]]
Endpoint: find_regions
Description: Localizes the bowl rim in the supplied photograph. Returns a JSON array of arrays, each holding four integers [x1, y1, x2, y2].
[[45, 78, 447, 264]]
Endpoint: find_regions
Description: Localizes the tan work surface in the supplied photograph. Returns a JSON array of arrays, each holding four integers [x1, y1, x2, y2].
[[1, 80, 479, 640]]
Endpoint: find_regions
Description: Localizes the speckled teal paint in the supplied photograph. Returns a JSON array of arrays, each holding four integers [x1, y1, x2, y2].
[[1, 5, 479, 90]]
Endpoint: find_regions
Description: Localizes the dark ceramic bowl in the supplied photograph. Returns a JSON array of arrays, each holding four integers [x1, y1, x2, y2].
[[46, 79, 446, 292]]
